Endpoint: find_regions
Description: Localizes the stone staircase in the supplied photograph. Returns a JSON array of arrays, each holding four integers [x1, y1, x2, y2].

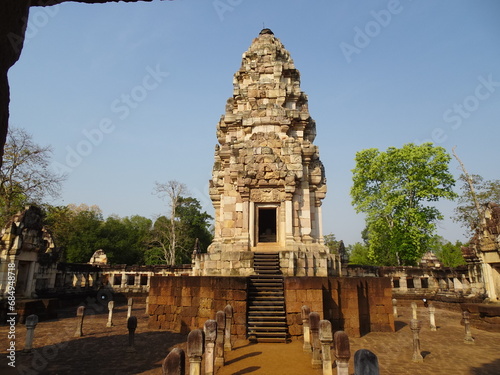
[[247, 252, 288, 342]]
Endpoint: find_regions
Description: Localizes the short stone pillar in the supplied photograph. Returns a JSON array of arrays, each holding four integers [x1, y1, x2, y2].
[[462, 311, 474, 344], [309, 312, 321, 369], [410, 319, 423, 363], [145, 296, 149, 314], [187, 329, 204, 375], [334, 331, 350, 375], [215, 310, 225, 367], [24, 314, 39, 352], [411, 302, 418, 320], [74, 306, 85, 337], [354, 349, 379, 375], [106, 300, 114, 327], [127, 297, 134, 319], [204, 319, 217, 375], [319, 320, 333, 375], [301, 305, 311, 352], [392, 298, 398, 318], [223, 304, 233, 351], [163, 348, 185, 375], [127, 316, 137, 352], [428, 303, 436, 331]]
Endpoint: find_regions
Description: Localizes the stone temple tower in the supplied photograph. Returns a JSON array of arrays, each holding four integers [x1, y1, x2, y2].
[[193, 29, 337, 276]]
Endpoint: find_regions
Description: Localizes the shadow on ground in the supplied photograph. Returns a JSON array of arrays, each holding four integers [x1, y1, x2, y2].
[[13, 330, 185, 375], [470, 358, 500, 375]]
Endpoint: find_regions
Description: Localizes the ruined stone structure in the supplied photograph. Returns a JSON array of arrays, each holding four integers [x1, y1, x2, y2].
[[0, 205, 61, 298], [194, 29, 336, 277], [462, 202, 500, 301]]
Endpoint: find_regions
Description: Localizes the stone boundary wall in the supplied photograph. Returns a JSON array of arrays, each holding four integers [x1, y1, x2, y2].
[[147, 276, 248, 337], [284, 277, 394, 338]]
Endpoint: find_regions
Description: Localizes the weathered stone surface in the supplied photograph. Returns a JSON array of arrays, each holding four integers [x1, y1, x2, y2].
[[193, 28, 332, 277]]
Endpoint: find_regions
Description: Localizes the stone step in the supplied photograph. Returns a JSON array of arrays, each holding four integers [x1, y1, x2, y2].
[[248, 315, 286, 325]]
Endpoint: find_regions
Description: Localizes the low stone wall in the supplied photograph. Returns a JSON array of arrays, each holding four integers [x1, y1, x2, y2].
[[284, 277, 394, 338], [147, 276, 248, 337], [192, 250, 339, 277], [461, 303, 500, 332]]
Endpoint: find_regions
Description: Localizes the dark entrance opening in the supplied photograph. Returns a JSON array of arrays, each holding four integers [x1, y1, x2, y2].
[[258, 207, 277, 243]]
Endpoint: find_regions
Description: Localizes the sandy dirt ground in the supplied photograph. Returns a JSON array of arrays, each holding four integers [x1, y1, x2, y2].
[[1, 302, 499, 374]]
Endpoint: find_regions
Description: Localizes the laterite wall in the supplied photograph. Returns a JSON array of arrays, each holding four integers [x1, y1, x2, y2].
[[285, 277, 394, 337], [147, 276, 248, 338], [148, 275, 394, 340]]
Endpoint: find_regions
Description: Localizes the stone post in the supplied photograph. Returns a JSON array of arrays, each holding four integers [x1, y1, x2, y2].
[[319, 320, 333, 375], [127, 316, 137, 352], [204, 319, 217, 375], [24, 314, 38, 352], [410, 319, 423, 363], [354, 349, 379, 375], [411, 302, 418, 320], [334, 331, 350, 375], [106, 300, 114, 327], [74, 306, 85, 337], [187, 329, 204, 375], [462, 311, 474, 344], [127, 297, 133, 319], [301, 305, 311, 352], [215, 311, 225, 367], [224, 304, 233, 351], [309, 312, 321, 369], [162, 348, 185, 375], [428, 303, 436, 331], [145, 296, 149, 315], [392, 298, 398, 318]]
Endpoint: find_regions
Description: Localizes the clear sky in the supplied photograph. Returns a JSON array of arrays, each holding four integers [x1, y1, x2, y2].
[[7, 0, 500, 246]]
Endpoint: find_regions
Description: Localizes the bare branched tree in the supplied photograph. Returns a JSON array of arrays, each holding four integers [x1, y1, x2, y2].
[[0, 128, 66, 223], [152, 180, 188, 265]]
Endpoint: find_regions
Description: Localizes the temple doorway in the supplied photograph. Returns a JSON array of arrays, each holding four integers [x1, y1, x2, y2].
[[257, 206, 277, 243]]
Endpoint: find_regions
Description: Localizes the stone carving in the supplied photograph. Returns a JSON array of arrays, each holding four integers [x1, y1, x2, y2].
[[207, 28, 328, 257]]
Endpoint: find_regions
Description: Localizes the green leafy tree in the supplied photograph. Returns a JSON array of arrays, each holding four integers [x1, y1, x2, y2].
[[347, 242, 372, 265], [351, 143, 457, 266], [323, 233, 340, 254], [97, 215, 152, 265], [149, 188, 213, 265], [0, 128, 65, 225], [429, 235, 467, 268], [45, 204, 104, 263]]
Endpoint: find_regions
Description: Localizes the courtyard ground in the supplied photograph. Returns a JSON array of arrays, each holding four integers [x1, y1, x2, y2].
[[1, 302, 499, 374]]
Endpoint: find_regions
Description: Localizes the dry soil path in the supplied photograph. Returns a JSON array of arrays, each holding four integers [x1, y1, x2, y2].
[[1, 303, 499, 374]]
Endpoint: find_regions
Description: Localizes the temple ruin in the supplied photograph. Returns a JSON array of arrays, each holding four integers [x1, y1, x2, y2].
[[193, 29, 337, 277]]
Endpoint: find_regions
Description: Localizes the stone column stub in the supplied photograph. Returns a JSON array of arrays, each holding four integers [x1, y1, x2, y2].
[[334, 331, 350, 375], [319, 320, 333, 375], [462, 311, 475, 344], [354, 349, 379, 375], [428, 303, 437, 331], [162, 348, 185, 375], [187, 329, 204, 375], [301, 305, 311, 352], [74, 305, 85, 337], [215, 311, 225, 367], [309, 312, 321, 369], [204, 319, 217, 375], [224, 304, 233, 351], [127, 316, 138, 353], [24, 314, 38, 352], [107, 300, 114, 327], [410, 319, 424, 363]]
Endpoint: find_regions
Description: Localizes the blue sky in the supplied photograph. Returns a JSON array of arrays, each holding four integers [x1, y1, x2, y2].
[[7, 0, 500, 246]]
